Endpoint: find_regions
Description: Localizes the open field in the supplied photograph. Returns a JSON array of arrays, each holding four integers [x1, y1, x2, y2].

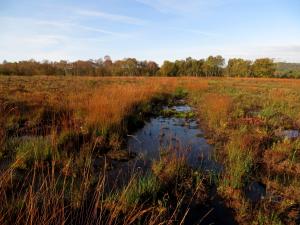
[[1, 76, 300, 224]]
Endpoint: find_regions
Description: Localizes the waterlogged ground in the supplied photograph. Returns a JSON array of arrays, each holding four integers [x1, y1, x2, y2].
[[127, 104, 221, 172], [125, 102, 239, 225], [2, 77, 300, 224]]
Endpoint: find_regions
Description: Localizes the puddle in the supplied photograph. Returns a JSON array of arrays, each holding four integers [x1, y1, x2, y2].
[[245, 181, 266, 203], [126, 103, 234, 224], [169, 105, 192, 112], [127, 104, 222, 172], [275, 129, 300, 139], [94, 101, 237, 224]]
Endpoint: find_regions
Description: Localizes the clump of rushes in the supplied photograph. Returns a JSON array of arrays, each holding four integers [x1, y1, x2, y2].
[[152, 150, 190, 185], [12, 136, 54, 169], [119, 173, 161, 208], [173, 87, 189, 99], [198, 93, 233, 132], [223, 135, 253, 189], [57, 130, 84, 154]]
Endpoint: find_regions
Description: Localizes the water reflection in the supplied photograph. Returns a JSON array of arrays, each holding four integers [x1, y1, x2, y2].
[[128, 105, 222, 172]]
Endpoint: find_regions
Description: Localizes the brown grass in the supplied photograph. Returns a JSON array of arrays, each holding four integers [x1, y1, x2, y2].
[[0, 76, 210, 225]]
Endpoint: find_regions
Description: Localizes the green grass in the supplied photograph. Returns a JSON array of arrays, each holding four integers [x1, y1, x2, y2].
[[121, 174, 161, 207], [13, 136, 53, 169], [225, 138, 253, 188]]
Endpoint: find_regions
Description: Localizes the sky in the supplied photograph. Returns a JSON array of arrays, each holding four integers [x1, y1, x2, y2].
[[1, 0, 300, 64]]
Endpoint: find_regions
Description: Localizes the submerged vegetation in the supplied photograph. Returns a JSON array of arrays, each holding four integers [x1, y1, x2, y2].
[[1, 76, 300, 224]]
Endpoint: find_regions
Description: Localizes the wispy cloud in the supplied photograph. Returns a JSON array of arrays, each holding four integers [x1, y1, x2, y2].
[[0, 15, 133, 61], [1, 16, 130, 37], [75, 9, 145, 25], [135, 0, 228, 13], [35, 19, 128, 37], [76, 25, 129, 37]]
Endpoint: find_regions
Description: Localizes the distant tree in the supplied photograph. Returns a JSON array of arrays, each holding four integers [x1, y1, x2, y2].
[[252, 58, 275, 77], [124, 58, 139, 76], [159, 61, 178, 76], [174, 60, 186, 76], [1, 56, 296, 78], [104, 55, 113, 68], [203, 55, 224, 77], [110, 58, 137, 76], [145, 61, 159, 76], [227, 58, 252, 77], [173, 58, 204, 76], [275, 62, 300, 78], [186, 57, 205, 76]]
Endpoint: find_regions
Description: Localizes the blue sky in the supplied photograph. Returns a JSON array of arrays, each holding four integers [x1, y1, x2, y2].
[[1, 0, 300, 63]]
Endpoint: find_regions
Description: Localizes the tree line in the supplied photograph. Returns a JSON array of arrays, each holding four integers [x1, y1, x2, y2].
[[0, 55, 298, 78]]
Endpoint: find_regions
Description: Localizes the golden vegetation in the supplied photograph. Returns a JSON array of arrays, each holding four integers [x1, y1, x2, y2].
[[0, 76, 209, 225], [1, 76, 300, 224], [192, 77, 300, 224]]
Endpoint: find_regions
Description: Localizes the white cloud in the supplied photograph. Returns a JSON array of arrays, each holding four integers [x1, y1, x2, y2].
[[77, 25, 129, 37], [0, 16, 133, 62], [1, 16, 130, 37]]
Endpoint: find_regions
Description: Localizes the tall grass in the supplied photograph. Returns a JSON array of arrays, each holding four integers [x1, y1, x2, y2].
[[0, 76, 210, 224]]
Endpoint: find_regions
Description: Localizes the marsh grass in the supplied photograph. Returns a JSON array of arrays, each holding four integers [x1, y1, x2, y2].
[[0, 76, 210, 224], [2, 76, 300, 224], [12, 136, 53, 169], [192, 77, 300, 224]]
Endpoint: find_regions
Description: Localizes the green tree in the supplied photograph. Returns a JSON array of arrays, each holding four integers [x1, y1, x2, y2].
[[203, 55, 224, 77], [145, 61, 159, 76], [252, 58, 275, 77], [227, 58, 252, 77], [159, 61, 178, 76]]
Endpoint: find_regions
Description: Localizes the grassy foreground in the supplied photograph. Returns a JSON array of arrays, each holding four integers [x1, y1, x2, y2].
[[1, 76, 300, 224], [0, 76, 208, 225]]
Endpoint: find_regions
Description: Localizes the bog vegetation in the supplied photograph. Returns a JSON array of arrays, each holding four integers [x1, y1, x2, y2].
[[0, 76, 300, 225], [1, 56, 300, 78]]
